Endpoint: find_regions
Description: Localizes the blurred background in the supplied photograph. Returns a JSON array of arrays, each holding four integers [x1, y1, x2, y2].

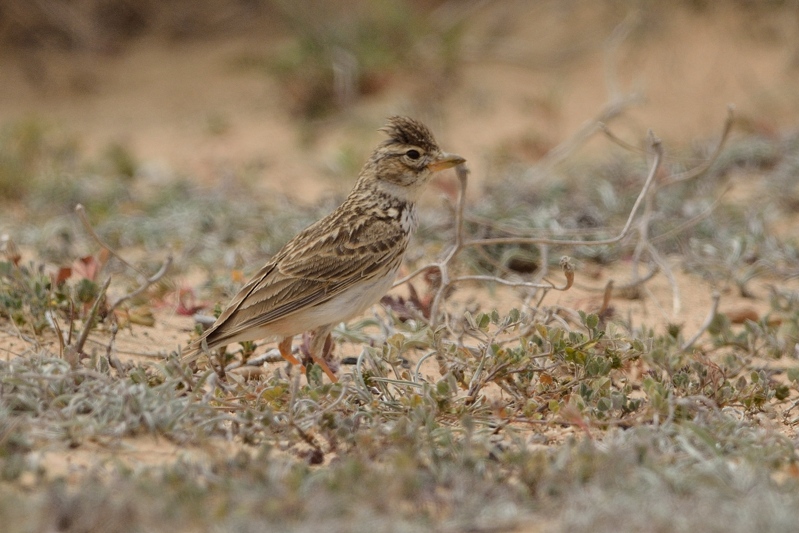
[[1, 0, 798, 201]]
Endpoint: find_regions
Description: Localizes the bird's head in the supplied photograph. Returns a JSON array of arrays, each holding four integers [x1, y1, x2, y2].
[[359, 116, 465, 199]]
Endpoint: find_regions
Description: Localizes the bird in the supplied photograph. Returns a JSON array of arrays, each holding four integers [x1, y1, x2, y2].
[[182, 116, 465, 382]]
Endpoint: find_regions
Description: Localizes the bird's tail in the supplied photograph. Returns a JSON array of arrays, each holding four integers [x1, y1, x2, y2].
[[179, 313, 219, 365], [180, 343, 203, 365], [181, 336, 222, 366]]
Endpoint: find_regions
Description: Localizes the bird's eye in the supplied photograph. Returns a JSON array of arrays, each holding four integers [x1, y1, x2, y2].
[[405, 149, 421, 160]]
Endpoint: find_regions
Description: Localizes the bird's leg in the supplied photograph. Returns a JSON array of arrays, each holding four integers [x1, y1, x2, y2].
[[309, 326, 338, 383], [278, 336, 304, 369]]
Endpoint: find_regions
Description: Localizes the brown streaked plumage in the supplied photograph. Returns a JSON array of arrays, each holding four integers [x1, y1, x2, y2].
[[182, 116, 465, 381]]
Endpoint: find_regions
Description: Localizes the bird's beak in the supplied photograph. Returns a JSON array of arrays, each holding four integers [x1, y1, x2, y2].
[[428, 152, 466, 172]]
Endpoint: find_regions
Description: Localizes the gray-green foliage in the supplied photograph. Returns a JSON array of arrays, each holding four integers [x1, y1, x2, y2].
[[2, 119, 799, 532]]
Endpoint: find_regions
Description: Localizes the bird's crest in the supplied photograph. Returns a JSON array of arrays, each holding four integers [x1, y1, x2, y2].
[[380, 116, 439, 152]]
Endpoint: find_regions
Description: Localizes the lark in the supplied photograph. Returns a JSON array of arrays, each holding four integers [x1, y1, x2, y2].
[[182, 116, 465, 381]]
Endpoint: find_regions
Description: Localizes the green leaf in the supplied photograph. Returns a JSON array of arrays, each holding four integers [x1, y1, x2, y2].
[[596, 397, 611, 412], [477, 312, 491, 331], [306, 363, 323, 387]]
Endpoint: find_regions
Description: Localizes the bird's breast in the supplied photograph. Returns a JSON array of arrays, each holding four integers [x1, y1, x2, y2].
[[400, 204, 418, 233]]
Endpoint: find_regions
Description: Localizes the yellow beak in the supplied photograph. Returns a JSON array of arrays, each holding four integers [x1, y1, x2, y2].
[[428, 152, 466, 172]]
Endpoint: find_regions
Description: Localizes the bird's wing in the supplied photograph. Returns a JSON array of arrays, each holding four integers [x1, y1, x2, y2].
[[194, 215, 407, 351]]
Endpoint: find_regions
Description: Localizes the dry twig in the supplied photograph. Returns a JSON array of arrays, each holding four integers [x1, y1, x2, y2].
[[63, 276, 111, 367], [393, 103, 734, 330], [394, 134, 663, 326]]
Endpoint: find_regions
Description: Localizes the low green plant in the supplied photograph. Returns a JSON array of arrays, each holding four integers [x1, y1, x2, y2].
[[0, 260, 93, 335]]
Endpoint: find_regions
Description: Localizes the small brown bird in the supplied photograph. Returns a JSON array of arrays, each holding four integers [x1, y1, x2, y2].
[[182, 116, 465, 381]]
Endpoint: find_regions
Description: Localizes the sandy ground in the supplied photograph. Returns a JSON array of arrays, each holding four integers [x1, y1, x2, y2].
[[2, 1, 799, 483], [0, 0, 797, 363]]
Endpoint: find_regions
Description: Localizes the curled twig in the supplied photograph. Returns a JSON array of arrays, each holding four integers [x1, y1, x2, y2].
[[392, 103, 732, 339], [667, 105, 735, 184], [394, 163, 470, 325], [109, 256, 172, 312], [599, 110, 734, 314], [393, 138, 660, 325]]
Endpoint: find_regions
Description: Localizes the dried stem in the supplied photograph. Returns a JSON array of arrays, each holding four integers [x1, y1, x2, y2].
[[597, 110, 734, 314], [667, 105, 735, 184], [109, 255, 173, 311], [393, 136, 662, 326], [465, 134, 663, 248], [394, 163, 469, 324], [63, 276, 111, 367], [393, 104, 731, 334]]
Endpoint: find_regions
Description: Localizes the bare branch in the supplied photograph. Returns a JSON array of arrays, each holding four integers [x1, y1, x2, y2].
[[599, 122, 644, 153], [598, 280, 614, 317], [465, 135, 663, 248], [577, 262, 658, 295], [393, 163, 470, 289], [667, 105, 735, 185], [109, 255, 173, 312], [600, 106, 735, 174], [389, 101, 730, 331]]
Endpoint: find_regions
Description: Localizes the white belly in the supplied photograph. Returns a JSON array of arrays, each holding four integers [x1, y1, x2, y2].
[[261, 267, 398, 339]]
